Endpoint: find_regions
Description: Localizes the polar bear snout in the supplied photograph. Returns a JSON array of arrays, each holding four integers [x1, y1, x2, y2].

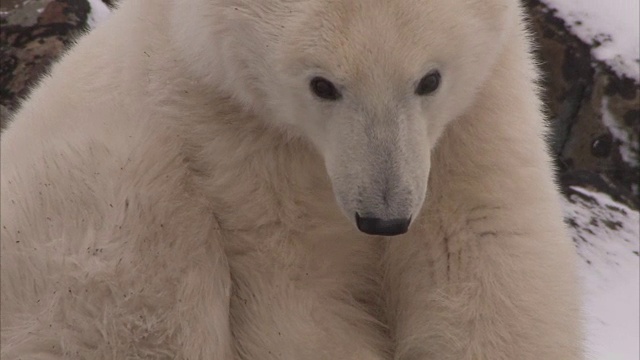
[[325, 136, 429, 237], [355, 213, 411, 236]]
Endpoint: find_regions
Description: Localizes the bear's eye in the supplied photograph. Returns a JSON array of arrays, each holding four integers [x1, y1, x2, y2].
[[310, 77, 341, 101], [415, 70, 441, 96]]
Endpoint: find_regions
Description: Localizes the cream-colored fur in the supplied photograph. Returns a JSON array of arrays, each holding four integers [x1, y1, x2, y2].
[[1, 0, 583, 359]]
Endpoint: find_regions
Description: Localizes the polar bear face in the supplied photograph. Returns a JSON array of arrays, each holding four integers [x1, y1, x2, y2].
[[171, 0, 517, 235]]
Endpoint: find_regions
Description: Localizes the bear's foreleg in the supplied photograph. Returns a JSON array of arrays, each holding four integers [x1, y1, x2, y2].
[[382, 52, 583, 358]]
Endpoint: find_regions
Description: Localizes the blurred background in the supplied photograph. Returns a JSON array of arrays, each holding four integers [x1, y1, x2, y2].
[[1, 0, 638, 359]]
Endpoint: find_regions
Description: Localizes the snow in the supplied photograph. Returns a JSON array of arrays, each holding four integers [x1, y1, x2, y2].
[[601, 97, 639, 165], [87, 0, 111, 30], [542, 0, 640, 80], [541, 3, 640, 354], [563, 186, 640, 360]]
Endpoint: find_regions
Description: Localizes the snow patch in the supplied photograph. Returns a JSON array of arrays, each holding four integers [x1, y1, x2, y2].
[[601, 97, 639, 165], [87, 0, 111, 30], [563, 186, 640, 360], [542, 0, 640, 80]]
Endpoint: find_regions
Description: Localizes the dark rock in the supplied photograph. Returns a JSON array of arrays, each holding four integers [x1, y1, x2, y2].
[[590, 133, 613, 158], [0, 0, 91, 129], [525, 0, 639, 206]]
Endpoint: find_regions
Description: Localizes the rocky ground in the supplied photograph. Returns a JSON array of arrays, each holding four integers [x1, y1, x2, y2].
[[526, 0, 639, 208], [1, 1, 638, 358]]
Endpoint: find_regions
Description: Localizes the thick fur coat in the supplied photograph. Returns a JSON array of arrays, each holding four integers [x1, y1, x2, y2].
[[1, 0, 583, 359]]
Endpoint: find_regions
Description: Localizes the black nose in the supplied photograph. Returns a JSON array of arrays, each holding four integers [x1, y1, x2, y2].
[[355, 213, 411, 236]]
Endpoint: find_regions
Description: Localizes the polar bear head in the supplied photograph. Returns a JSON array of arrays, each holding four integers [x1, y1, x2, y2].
[[171, 0, 518, 235]]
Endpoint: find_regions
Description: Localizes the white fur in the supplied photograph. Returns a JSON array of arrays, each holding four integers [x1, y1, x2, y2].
[[1, 0, 584, 359]]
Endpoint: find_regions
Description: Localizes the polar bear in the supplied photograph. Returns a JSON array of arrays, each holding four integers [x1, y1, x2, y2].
[[1, 0, 583, 359]]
